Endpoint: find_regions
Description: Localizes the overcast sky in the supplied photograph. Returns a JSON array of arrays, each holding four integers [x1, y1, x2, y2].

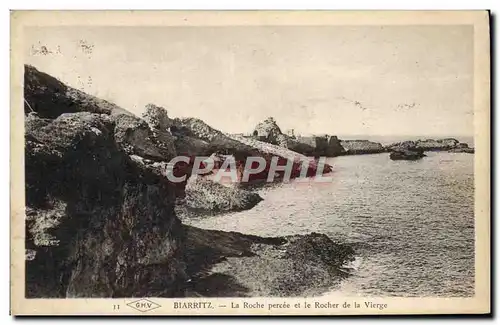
[[25, 25, 473, 136]]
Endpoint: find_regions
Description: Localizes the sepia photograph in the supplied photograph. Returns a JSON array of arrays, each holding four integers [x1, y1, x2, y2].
[[10, 10, 490, 315]]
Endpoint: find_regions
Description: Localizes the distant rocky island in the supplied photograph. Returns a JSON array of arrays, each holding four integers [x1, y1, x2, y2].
[[235, 116, 474, 160], [386, 138, 474, 160], [22, 64, 474, 298]]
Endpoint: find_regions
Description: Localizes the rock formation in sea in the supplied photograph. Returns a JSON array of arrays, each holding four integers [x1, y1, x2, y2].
[[340, 140, 386, 155], [251, 117, 345, 157], [449, 146, 475, 154], [172, 117, 258, 157], [141, 103, 177, 155], [412, 138, 459, 151], [296, 135, 346, 157], [230, 134, 333, 184], [386, 138, 474, 154], [389, 148, 426, 161], [25, 111, 185, 297], [177, 176, 263, 217], [253, 117, 288, 147], [183, 227, 355, 297], [24, 65, 351, 298]]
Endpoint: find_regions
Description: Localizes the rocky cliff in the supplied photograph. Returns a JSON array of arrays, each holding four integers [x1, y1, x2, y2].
[[183, 227, 354, 297], [176, 176, 263, 217], [253, 117, 291, 147], [25, 111, 185, 297], [23, 65, 352, 298], [389, 148, 426, 161]]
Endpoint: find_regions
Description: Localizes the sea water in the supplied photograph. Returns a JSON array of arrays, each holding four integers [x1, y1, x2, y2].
[[185, 150, 474, 297]]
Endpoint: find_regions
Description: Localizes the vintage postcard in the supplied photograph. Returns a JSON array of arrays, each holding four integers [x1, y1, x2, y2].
[[10, 10, 490, 316]]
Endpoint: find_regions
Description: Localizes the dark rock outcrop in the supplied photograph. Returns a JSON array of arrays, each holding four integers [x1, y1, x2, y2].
[[252, 117, 286, 146], [24, 111, 350, 297], [296, 135, 346, 157], [449, 147, 475, 154], [112, 113, 176, 161], [173, 117, 256, 156], [24, 65, 353, 298], [251, 118, 345, 157], [412, 138, 459, 151], [141, 103, 177, 156], [447, 141, 474, 153], [340, 140, 385, 155], [389, 148, 426, 161], [177, 176, 263, 216], [183, 226, 355, 297], [324, 136, 346, 157], [25, 112, 185, 298]]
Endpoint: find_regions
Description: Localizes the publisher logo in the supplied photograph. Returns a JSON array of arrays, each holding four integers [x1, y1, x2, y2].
[[127, 299, 161, 312]]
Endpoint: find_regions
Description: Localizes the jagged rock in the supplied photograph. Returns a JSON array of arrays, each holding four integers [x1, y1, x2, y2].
[[252, 118, 345, 157], [142, 103, 174, 130], [324, 136, 345, 156], [340, 140, 385, 155], [275, 134, 289, 148], [253, 117, 283, 145], [386, 138, 475, 154], [253, 117, 312, 153], [112, 113, 176, 161], [172, 117, 257, 157], [25, 112, 184, 298], [141, 103, 176, 156], [180, 177, 263, 214], [174, 136, 213, 157], [171, 118, 333, 183], [389, 149, 426, 161], [174, 117, 222, 142], [414, 138, 459, 151], [447, 142, 474, 153], [284, 139, 317, 156], [183, 227, 355, 297], [386, 140, 417, 151]]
